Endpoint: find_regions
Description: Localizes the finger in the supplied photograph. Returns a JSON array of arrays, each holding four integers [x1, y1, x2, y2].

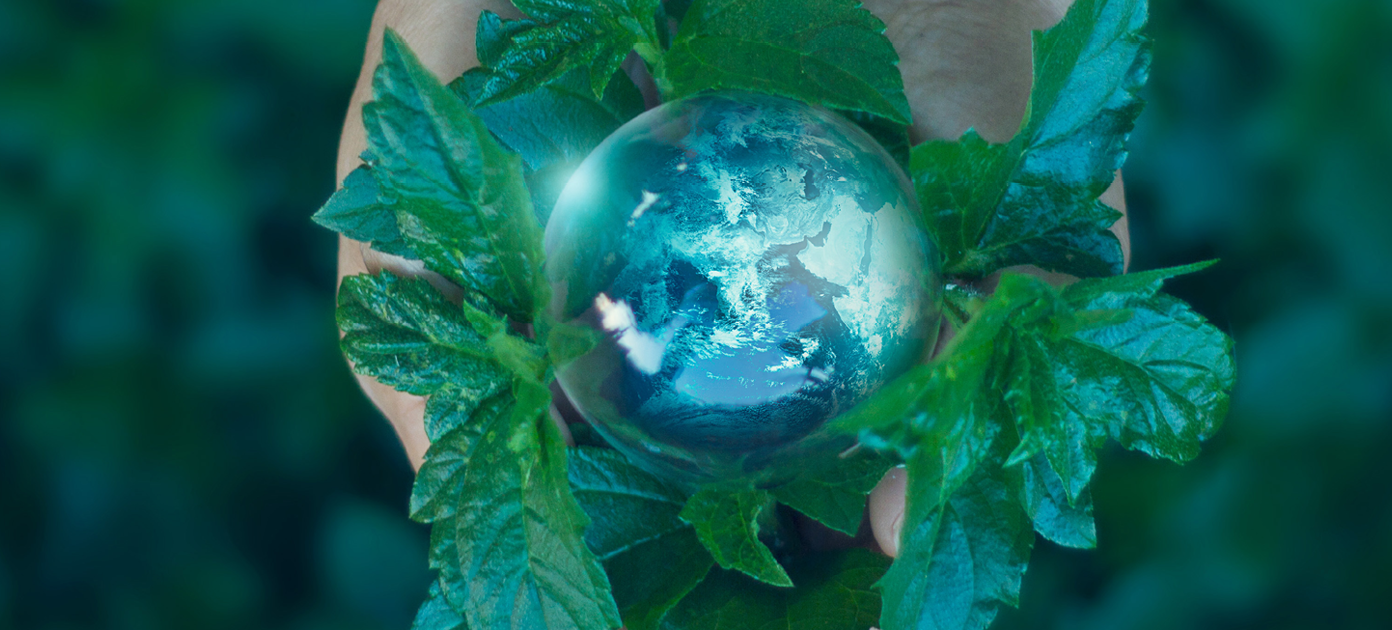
[[868, 466, 908, 557]]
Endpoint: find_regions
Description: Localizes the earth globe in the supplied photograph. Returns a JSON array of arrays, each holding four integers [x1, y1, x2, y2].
[[544, 91, 942, 486]]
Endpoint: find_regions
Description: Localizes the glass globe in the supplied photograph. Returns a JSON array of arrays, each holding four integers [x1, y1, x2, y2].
[[544, 91, 941, 485]]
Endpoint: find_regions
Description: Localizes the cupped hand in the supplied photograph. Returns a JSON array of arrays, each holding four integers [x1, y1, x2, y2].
[[333, 0, 1130, 558]]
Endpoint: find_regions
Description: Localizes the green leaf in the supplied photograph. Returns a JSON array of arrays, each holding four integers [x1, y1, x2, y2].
[[312, 163, 412, 257], [1053, 290, 1235, 464], [910, 132, 1019, 273], [411, 580, 468, 630], [878, 447, 1033, 630], [912, 0, 1150, 279], [1061, 259, 1217, 306], [665, 0, 911, 125], [449, 62, 643, 222], [570, 447, 713, 630], [680, 487, 792, 588], [999, 326, 1105, 501], [336, 271, 507, 397], [451, 394, 622, 630], [363, 30, 545, 321], [832, 274, 1053, 482], [475, 0, 662, 106], [1018, 452, 1096, 549], [408, 393, 497, 523], [660, 549, 890, 630], [771, 449, 894, 536], [997, 264, 1232, 502]]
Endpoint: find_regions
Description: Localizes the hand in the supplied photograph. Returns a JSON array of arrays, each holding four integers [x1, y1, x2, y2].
[[332, 0, 1131, 557]]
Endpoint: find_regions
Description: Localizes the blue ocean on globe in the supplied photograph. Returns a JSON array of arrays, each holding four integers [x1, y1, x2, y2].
[[544, 92, 941, 485]]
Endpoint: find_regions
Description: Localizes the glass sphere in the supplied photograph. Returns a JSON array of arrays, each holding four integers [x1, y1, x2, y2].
[[544, 92, 941, 485]]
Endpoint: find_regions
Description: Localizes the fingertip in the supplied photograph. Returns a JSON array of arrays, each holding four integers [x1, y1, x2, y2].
[[869, 465, 908, 557]]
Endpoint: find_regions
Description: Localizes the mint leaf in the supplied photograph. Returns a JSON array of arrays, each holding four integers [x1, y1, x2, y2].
[[411, 580, 467, 630], [312, 163, 412, 258], [475, 0, 662, 106], [570, 447, 713, 630], [336, 271, 506, 397], [1018, 452, 1096, 549], [680, 487, 793, 588], [363, 31, 545, 321], [878, 446, 1033, 630], [452, 394, 622, 630], [661, 549, 890, 630], [665, 0, 911, 125], [772, 449, 894, 536], [913, 0, 1150, 279]]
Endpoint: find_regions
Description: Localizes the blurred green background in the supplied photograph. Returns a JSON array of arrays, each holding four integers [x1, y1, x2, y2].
[[1, 1, 1388, 629]]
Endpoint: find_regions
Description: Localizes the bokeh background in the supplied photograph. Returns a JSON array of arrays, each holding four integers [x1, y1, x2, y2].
[[1, 0, 1389, 628]]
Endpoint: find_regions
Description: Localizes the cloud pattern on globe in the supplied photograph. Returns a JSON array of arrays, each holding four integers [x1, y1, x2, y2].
[[545, 92, 942, 484]]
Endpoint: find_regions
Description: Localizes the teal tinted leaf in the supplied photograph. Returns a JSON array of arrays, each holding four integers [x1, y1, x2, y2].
[[833, 274, 1054, 483], [363, 31, 545, 321], [475, 0, 662, 106], [453, 399, 622, 630], [1020, 0, 1150, 187], [312, 163, 411, 257], [910, 132, 1019, 272], [1062, 259, 1217, 307], [1019, 453, 1096, 549], [878, 449, 1033, 630], [336, 271, 507, 397], [1001, 328, 1104, 501], [993, 264, 1231, 501], [421, 380, 510, 442], [772, 449, 894, 536], [410, 409, 481, 523], [570, 447, 712, 630], [666, 0, 911, 125], [411, 580, 467, 630], [1053, 291, 1235, 464], [680, 487, 792, 588], [660, 549, 889, 630], [450, 63, 643, 221], [913, 0, 1149, 279]]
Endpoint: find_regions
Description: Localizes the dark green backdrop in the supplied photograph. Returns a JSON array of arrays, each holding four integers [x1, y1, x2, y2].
[[2, 1, 1389, 629]]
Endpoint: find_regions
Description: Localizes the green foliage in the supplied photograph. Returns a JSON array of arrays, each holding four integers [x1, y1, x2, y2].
[[364, 30, 547, 321], [472, 0, 663, 106], [569, 447, 714, 630], [308, 1, 1237, 628], [452, 10, 647, 220], [878, 442, 1033, 630], [913, 0, 1150, 279], [680, 487, 793, 588], [664, 0, 911, 125], [771, 450, 896, 536], [837, 266, 1233, 630], [659, 550, 890, 630]]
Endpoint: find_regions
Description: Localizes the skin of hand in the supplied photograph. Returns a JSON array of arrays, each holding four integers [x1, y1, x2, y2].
[[334, 0, 1130, 559]]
